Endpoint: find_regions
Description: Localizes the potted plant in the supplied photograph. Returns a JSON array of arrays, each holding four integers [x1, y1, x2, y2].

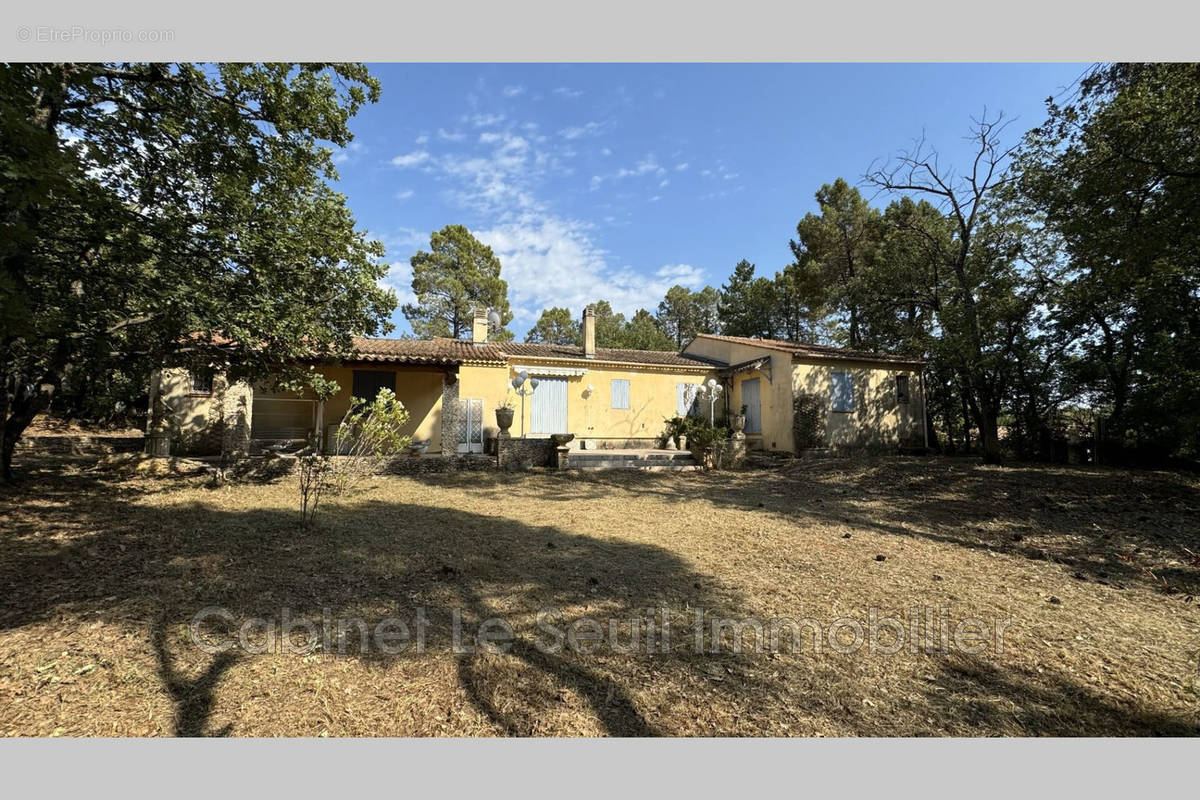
[[495, 392, 515, 434], [662, 416, 685, 450], [730, 404, 747, 433]]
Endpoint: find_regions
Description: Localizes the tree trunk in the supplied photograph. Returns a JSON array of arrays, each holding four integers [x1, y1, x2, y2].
[[1, 344, 68, 484], [2, 392, 53, 483], [977, 405, 1002, 464]]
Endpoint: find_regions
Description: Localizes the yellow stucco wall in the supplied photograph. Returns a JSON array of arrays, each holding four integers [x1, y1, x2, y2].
[[151, 367, 252, 454], [683, 337, 925, 453], [312, 364, 445, 451], [155, 340, 922, 455], [458, 359, 713, 446], [153, 367, 218, 439], [792, 359, 925, 450]]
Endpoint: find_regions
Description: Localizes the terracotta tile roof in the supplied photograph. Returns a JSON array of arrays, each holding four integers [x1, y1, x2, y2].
[[349, 337, 506, 365], [500, 341, 709, 368], [690, 333, 923, 366], [346, 337, 710, 369]]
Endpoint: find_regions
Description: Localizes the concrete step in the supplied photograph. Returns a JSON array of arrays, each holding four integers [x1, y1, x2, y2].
[[569, 449, 697, 471]]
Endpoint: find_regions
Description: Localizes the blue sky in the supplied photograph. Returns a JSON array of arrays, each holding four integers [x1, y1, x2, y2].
[[331, 63, 1088, 338]]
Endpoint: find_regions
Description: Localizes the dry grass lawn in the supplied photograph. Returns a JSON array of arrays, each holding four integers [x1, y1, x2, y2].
[[1, 453, 1198, 736]]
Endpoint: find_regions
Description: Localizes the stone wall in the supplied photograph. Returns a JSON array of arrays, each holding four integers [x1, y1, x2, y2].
[[386, 453, 496, 474], [491, 436, 556, 470], [440, 372, 460, 455], [16, 435, 144, 456], [577, 436, 663, 450]]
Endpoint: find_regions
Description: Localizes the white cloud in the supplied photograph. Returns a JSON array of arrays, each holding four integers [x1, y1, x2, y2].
[[477, 217, 706, 329], [331, 140, 365, 165], [559, 120, 608, 140], [600, 147, 612, 156], [675, 162, 689, 171], [648, 195, 661, 203], [553, 87, 583, 99], [589, 154, 668, 189], [390, 150, 430, 168], [415, 134, 430, 145], [502, 85, 526, 98], [381, 261, 418, 308], [438, 128, 466, 142], [617, 155, 666, 179], [387, 117, 704, 333], [394, 189, 414, 200], [469, 112, 505, 128], [659, 179, 670, 188]]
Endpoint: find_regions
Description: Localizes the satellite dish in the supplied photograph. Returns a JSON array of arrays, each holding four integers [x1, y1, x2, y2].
[[487, 309, 502, 329]]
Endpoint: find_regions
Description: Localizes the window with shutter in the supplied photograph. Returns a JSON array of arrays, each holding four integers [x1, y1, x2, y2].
[[611, 379, 630, 409], [831, 371, 855, 412], [896, 375, 910, 404]]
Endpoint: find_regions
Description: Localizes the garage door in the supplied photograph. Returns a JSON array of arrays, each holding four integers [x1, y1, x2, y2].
[[531, 377, 568, 434]]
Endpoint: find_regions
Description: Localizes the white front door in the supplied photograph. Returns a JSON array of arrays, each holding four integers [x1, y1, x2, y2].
[[457, 397, 484, 453], [530, 378, 568, 435]]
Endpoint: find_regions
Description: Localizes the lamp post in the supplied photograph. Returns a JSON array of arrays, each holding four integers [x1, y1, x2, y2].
[[696, 378, 724, 426], [511, 370, 539, 438]]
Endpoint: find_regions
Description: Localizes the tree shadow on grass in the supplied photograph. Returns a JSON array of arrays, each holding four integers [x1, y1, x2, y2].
[[4, 455, 1199, 736], [0, 465, 751, 736], [913, 651, 1200, 736], [422, 457, 1200, 594]]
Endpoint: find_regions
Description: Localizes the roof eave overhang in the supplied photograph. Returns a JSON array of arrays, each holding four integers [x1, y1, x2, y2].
[[790, 354, 924, 369], [502, 353, 712, 372]]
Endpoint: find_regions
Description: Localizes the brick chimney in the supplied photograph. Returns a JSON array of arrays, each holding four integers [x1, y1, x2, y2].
[[471, 308, 489, 344], [582, 305, 596, 359]]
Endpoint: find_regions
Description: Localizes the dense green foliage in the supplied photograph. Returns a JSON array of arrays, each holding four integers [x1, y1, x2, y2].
[[525, 306, 581, 346], [0, 62, 394, 481], [9, 61, 1194, 470], [525, 300, 674, 350], [533, 64, 1199, 464], [403, 224, 513, 341]]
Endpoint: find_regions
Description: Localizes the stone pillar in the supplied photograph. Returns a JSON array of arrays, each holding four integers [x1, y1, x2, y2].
[[555, 446, 570, 470], [729, 431, 747, 468], [220, 381, 253, 459], [440, 370, 460, 455], [145, 371, 171, 458]]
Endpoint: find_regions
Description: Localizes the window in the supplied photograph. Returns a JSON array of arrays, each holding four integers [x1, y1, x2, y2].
[[189, 369, 214, 395], [610, 379, 630, 409], [351, 370, 396, 403], [831, 371, 855, 412], [896, 374, 910, 404]]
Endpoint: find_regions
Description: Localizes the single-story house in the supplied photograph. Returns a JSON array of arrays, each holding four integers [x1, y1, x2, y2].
[[148, 308, 925, 456]]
